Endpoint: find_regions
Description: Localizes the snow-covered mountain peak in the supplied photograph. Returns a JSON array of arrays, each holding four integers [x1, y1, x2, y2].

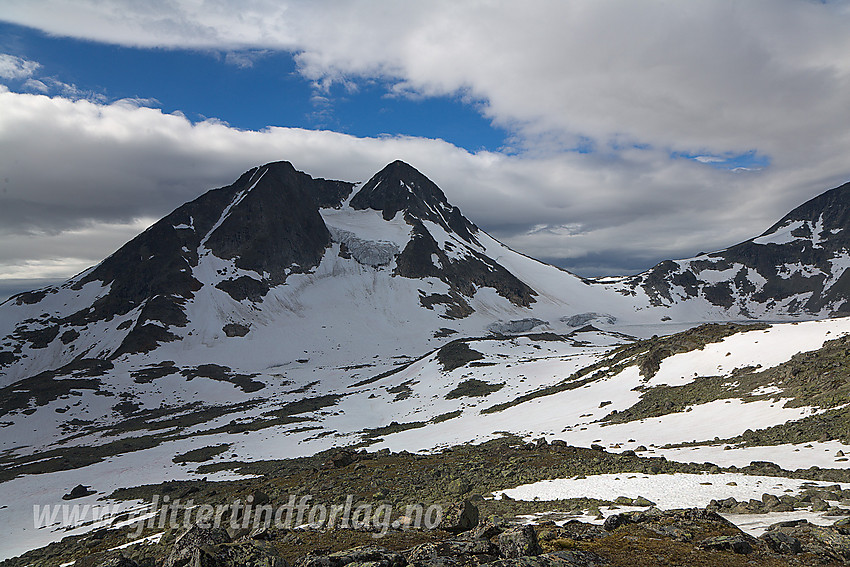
[[0, 159, 623, 384], [350, 160, 479, 244], [603, 179, 850, 319]]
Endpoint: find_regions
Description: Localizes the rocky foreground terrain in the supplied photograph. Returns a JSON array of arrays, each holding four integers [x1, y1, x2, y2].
[[6, 437, 850, 567]]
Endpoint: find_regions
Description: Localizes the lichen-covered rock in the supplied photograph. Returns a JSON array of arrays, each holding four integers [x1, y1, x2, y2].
[[697, 535, 753, 554], [439, 500, 479, 534], [96, 554, 139, 567], [406, 539, 499, 566], [298, 545, 403, 567], [759, 531, 802, 554], [163, 524, 231, 567], [219, 542, 285, 567], [773, 522, 850, 561], [498, 525, 542, 558], [488, 550, 606, 567]]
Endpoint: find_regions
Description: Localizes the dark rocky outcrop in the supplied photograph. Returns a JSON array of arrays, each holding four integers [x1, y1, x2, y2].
[[62, 484, 96, 500], [616, 180, 850, 316], [350, 161, 477, 243], [352, 161, 537, 308]]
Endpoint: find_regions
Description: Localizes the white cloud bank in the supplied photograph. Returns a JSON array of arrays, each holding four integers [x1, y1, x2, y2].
[[1, 1, 850, 290]]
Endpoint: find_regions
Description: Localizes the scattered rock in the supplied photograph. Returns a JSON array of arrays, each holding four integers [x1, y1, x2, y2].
[[222, 323, 250, 337], [63, 484, 96, 500]]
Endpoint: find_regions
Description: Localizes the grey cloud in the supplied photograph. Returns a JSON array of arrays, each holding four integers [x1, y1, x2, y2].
[[2, 88, 843, 288], [0, 1, 849, 286]]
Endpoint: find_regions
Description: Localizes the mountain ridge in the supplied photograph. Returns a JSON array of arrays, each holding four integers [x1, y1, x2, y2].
[[603, 179, 850, 318], [5, 163, 850, 385]]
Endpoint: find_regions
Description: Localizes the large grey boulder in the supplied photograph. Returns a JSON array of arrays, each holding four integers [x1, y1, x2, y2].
[[498, 525, 542, 558]]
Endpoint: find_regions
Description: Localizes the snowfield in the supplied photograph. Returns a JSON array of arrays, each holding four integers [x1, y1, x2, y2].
[[499, 472, 850, 536]]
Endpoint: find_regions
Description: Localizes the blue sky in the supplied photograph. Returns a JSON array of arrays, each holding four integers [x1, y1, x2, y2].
[[1, 1, 849, 299], [0, 20, 507, 153]]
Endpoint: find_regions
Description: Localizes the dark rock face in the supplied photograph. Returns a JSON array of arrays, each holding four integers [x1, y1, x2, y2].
[[350, 161, 477, 243], [395, 224, 536, 308], [350, 161, 537, 309], [617, 180, 850, 316], [313, 178, 355, 209], [2, 161, 335, 363], [203, 162, 330, 284]]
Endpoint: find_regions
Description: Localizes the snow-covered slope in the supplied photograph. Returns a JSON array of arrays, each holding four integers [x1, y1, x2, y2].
[[0, 160, 649, 389], [599, 181, 850, 319]]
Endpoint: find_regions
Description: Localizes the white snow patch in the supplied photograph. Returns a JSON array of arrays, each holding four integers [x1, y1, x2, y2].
[[495, 472, 848, 510], [753, 220, 807, 245]]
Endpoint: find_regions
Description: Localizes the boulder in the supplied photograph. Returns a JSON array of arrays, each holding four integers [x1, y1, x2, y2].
[[219, 542, 285, 567], [488, 550, 606, 567], [631, 496, 655, 507], [463, 516, 506, 540], [759, 531, 802, 554], [299, 546, 403, 567], [498, 525, 542, 558], [602, 514, 625, 532], [163, 524, 231, 567], [439, 500, 479, 534], [407, 539, 499, 566], [697, 535, 753, 555]]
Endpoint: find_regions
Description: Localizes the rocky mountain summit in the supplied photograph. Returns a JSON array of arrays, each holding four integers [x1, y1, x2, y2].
[[608, 181, 850, 318]]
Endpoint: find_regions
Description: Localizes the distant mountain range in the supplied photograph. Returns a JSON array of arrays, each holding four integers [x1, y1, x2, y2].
[[3, 161, 849, 385]]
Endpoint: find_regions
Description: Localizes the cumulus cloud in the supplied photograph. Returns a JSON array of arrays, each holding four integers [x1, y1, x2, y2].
[[0, 1, 849, 289], [0, 53, 40, 80], [1, 87, 846, 292], [2, 2, 849, 164]]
